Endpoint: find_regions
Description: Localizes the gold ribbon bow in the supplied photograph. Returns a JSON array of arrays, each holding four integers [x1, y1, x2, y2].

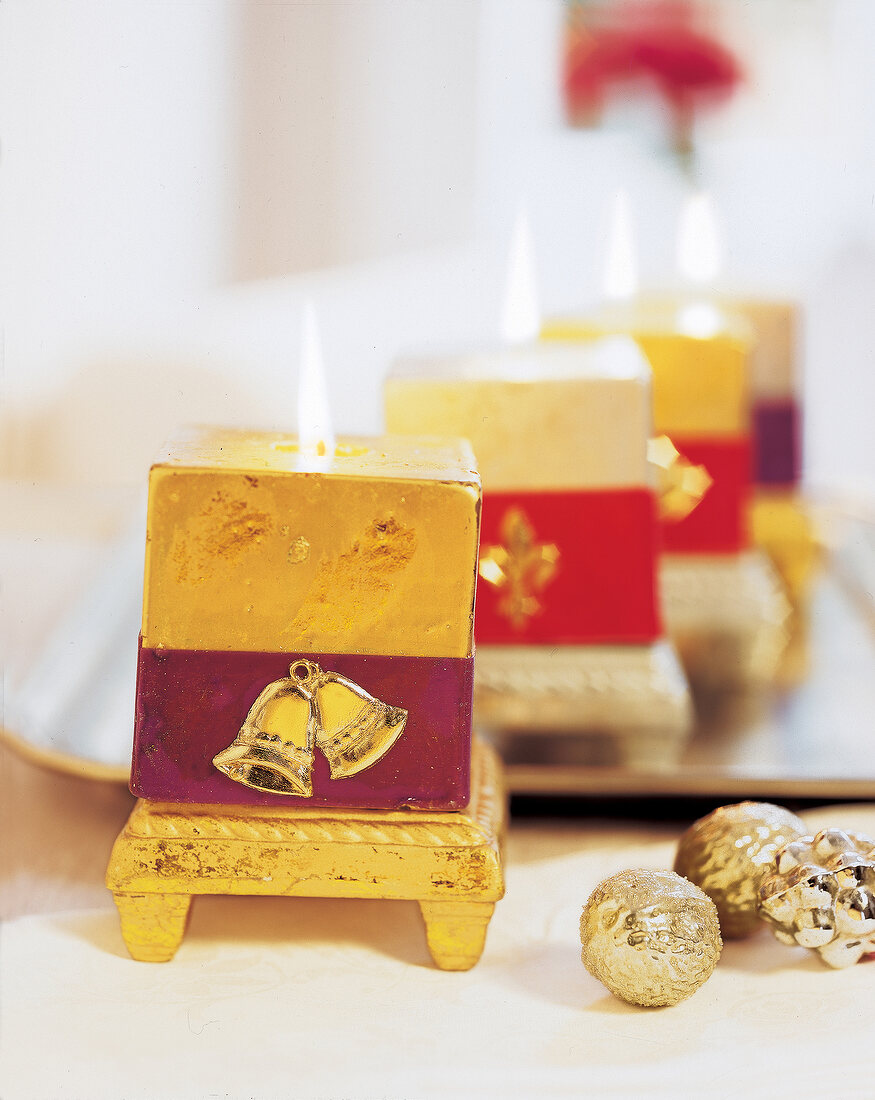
[[647, 436, 713, 521]]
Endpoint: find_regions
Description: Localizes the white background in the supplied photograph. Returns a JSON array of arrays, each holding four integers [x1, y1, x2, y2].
[[2, 0, 874, 496]]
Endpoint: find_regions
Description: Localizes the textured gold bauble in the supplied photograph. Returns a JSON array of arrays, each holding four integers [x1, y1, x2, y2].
[[580, 869, 722, 1008], [674, 801, 807, 939]]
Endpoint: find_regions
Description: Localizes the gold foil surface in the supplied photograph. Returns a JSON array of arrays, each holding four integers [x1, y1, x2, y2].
[[580, 869, 722, 1007], [759, 828, 875, 968], [542, 315, 750, 436], [674, 802, 807, 939], [141, 430, 480, 657], [644, 294, 797, 400]]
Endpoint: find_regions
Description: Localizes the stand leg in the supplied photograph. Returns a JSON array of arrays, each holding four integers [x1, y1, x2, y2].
[[419, 900, 495, 971], [113, 892, 192, 962]]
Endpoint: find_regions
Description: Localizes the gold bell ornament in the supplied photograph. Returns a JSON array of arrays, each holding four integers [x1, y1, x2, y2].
[[213, 660, 408, 797], [313, 666, 408, 780]]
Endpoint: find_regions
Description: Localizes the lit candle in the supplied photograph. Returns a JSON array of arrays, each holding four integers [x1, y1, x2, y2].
[[385, 214, 690, 746], [640, 194, 815, 635], [655, 191, 802, 492], [542, 192, 789, 686], [131, 311, 482, 810], [544, 190, 753, 557]]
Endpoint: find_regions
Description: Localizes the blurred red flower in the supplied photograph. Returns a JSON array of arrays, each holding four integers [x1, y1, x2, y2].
[[564, 1, 741, 150]]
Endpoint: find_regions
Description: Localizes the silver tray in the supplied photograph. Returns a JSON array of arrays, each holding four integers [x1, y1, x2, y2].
[[2, 483, 874, 799]]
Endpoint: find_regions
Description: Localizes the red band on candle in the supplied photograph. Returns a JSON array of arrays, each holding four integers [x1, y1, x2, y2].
[[476, 488, 662, 645], [132, 643, 473, 810], [661, 435, 752, 554]]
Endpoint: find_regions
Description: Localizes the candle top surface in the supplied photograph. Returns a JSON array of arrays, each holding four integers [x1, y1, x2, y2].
[[392, 334, 650, 384], [642, 292, 799, 398], [156, 428, 479, 486], [542, 304, 751, 436], [683, 293, 798, 398], [386, 340, 653, 491], [544, 301, 752, 346]]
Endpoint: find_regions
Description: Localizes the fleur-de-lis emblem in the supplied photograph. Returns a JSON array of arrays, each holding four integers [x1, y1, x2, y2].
[[647, 436, 713, 521], [478, 507, 560, 629]]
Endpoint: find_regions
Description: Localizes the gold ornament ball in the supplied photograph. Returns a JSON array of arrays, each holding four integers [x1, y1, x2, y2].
[[580, 869, 722, 1008], [674, 801, 807, 939]]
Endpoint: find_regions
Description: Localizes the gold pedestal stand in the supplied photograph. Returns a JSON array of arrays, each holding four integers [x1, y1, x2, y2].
[[660, 550, 791, 690], [107, 739, 505, 971], [751, 493, 820, 609], [751, 492, 821, 684], [475, 641, 693, 769]]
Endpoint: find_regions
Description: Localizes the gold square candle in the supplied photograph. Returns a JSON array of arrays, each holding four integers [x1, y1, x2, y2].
[[132, 428, 482, 810], [640, 293, 803, 486], [543, 306, 750, 435]]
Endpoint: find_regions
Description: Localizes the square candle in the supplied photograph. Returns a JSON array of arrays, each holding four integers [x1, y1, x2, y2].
[[543, 308, 754, 556], [386, 337, 691, 745], [131, 428, 481, 810], [543, 309, 790, 689], [643, 294, 802, 489], [386, 338, 660, 646], [724, 298, 801, 489]]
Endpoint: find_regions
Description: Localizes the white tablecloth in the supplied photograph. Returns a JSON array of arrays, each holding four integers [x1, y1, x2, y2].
[[3, 804, 874, 1100]]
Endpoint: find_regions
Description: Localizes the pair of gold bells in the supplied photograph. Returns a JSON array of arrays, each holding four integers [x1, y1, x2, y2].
[[212, 660, 408, 798], [580, 801, 875, 1007]]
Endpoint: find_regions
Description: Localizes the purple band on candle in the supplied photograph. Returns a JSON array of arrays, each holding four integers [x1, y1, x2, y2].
[[753, 399, 801, 487], [131, 642, 473, 810]]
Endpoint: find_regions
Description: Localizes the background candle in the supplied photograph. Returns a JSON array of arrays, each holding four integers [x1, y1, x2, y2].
[[717, 296, 818, 680], [542, 306, 753, 554], [543, 194, 754, 551], [387, 339, 651, 495], [638, 191, 816, 654], [718, 297, 799, 488], [667, 193, 801, 491], [543, 289, 787, 687], [642, 296, 816, 607], [639, 296, 800, 485], [386, 336, 691, 752]]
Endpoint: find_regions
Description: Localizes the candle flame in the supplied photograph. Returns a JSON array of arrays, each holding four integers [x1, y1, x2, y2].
[[603, 189, 638, 303], [676, 301, 724, 339], [677, 191, 723, 285], [298, 300, 335, 467], [500, 205, 541, 345]]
